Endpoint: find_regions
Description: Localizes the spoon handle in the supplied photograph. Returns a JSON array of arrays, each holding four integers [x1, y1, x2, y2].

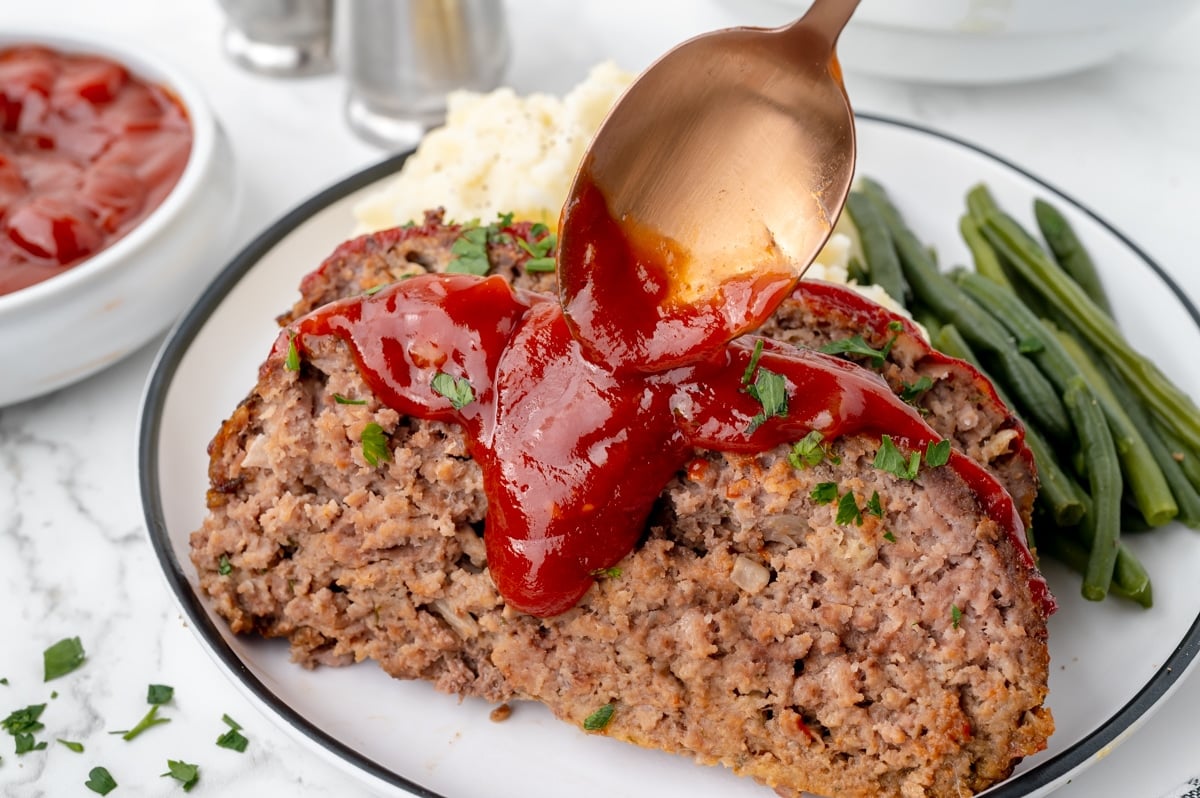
[[784, 0, 860, 49]]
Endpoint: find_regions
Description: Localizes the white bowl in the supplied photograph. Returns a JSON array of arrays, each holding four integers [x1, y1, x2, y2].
[[741, 0, 1200, 84], [0, 28, 237, 406]]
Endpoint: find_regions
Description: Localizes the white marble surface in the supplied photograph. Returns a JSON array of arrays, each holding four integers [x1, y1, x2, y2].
[[2, 1, 1200, 796]]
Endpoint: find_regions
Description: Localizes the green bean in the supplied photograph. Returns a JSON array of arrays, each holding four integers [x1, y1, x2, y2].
[[859, 177, 1071, 440], [1155, 421, 1200, 494], [980, 211, 1200, 453], [1033, 198, 1114, 317], [933, 324, 1084, 527], [1093, 356, 1200, 529], [1064, 377, 1123, 601], [959, 214, 1012, 290], [845, 191, 911, 304], [1038, 534, 1152, 608], [958, 270, 1177, 526]]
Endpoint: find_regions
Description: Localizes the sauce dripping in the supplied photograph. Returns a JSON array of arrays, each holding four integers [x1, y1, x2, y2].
[[558, 166, 805, 373]]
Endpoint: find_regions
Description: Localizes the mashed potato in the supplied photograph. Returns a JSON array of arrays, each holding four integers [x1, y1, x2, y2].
[[352, 63, 909, 319], [354, 62, 634, 232]]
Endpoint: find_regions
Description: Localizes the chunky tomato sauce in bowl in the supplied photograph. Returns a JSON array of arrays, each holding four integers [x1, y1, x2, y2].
[[0, 29, 235, 406]]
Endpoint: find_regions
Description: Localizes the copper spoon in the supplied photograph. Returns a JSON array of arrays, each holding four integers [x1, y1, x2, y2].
[[558, 0, 860, 370]]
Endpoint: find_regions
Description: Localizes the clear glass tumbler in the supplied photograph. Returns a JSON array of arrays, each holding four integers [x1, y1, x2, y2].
[[218, 0, 335, 77], [340, 0, 510, 149]]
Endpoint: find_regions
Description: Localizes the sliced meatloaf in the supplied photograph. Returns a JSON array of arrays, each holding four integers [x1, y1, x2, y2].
[[191, 217, 1053, 798]]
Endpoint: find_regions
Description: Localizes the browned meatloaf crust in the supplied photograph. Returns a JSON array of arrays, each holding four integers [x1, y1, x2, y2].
[[192, 214, 1052, 798]]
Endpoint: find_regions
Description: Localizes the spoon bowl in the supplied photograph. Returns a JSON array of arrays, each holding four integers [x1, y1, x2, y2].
[[558, 0, 859, 371]]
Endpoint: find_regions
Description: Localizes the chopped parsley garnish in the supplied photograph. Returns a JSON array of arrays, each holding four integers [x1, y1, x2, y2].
[[741, 340, 787, 432], [525, 260, 556, 276], [447, 213, 518, 275], [162, 759, 200, 791], [951, 604, 963, 629], [284, 334, 300, 372], [925, 440, 952, 468], [58, 738, 84, 752], [590, 566, 622, 579], [85, 766, 118, 795], [873, 435, 920, 480], [740, 340, 765, 387], [882, 531, 897, 543], [746, 368, 788, 433], [215, 714, 249, 753], [865, 491, 883, 518], [361, 422, 391, 467], [44, 636, 86, 681], [113, 704, 170, 742], [363, 283, 389, 296], [835, 491, 863, 526], [447, 226, 492, 275], [147, 684, 174, 706], [810, 482, 839, 504], [333, 393, 367, 405], [818, 334, 891, 367], [899, 375, 933, 403], [431, 371, 475, 410], [788, 431, 840, 469], [518, 222, 557, 272], [217, 555, 232, 576], [583, 703, 615, 731]]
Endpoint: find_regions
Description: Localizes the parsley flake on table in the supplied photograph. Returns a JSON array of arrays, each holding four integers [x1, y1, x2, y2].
[[147, 684, 174, 705], [44, 636, 86, 681], [361, 422, 391, 467], [810, 482, 839, 505], [431, 371, 475, 410], [0, 678, 8, 685], [217, 555, 232, 576], [113, 704, 170, 742], [583, 703, 615, 732], [15, 732, 47, 753], [162, 759, 200, 792], [58, 738, 84, 752], [873, 435, 920, 480], [925, 440, 952, 468], [2, 703, 46, 736], [215, 714, 249, 753], [85, 766, 118, 795]]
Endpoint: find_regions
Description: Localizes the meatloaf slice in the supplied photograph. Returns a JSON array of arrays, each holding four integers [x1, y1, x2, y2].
[[279, 213, 1039, 529], [193, 324, 1052, 798]]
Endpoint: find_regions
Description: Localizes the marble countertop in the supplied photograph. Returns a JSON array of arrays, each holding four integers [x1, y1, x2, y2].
[[3, 1, 1200, 796]]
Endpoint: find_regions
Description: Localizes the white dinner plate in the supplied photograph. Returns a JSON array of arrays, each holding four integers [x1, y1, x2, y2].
[[139, 113, 1200, 798]]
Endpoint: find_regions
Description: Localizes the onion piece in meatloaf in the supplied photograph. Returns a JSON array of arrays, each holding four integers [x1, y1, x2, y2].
[[192, 214, 1052, 798]]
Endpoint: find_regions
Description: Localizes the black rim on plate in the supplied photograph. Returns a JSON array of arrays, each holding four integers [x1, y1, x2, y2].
[[139, 112, 1200, 798]]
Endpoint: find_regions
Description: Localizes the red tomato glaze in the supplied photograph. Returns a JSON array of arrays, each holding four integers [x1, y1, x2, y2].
[[0, 45, 192, 296], [287, 271, 1054, 618]]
